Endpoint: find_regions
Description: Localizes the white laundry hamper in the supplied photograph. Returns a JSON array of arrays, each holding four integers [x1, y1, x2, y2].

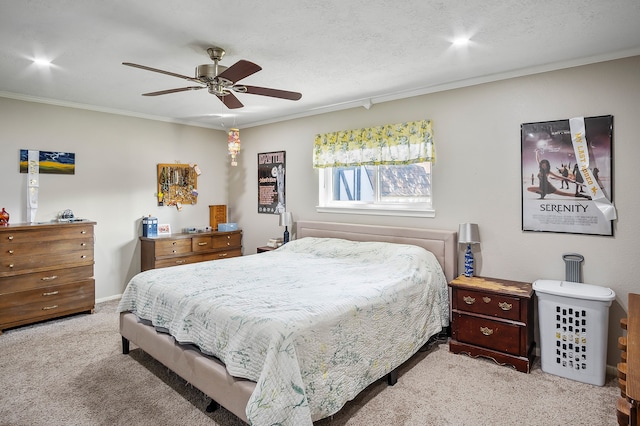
[[532, 279, 615, 386]]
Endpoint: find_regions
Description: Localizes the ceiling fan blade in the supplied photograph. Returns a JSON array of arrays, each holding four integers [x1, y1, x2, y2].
[[123, 62, 201, 83], [217, 60, 262, 83], [142, 86, 205, 96], [242, 85, 302, 101], [217, 92, 244, 109]]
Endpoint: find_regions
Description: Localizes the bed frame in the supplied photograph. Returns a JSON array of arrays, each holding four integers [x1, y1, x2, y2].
[[120, 221, 457, 423]]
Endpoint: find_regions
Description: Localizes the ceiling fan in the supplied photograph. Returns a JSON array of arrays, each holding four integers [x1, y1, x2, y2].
[[123, 47, 302, 109]]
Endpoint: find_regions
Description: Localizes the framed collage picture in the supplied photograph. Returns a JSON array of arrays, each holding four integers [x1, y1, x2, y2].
[[257, 151, 286, 214], [521, 115, 614, 236]]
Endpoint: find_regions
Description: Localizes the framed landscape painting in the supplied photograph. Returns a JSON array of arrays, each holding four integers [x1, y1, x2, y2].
[[20, 150, 75, 175]]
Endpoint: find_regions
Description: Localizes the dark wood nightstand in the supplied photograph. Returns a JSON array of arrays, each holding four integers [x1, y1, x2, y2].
[[256, 246, 276, 253], [449, 275, 536, 373]]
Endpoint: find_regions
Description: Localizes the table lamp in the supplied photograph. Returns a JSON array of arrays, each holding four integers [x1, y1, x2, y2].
[[279, 212, 293, 243], [458, 223, 480, 277]]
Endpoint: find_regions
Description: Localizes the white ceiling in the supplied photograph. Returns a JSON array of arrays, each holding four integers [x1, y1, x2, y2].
[[1, 0, 639, 130]]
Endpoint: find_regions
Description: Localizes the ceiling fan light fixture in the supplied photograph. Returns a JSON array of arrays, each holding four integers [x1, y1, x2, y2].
[[123, 46, 301, 109]]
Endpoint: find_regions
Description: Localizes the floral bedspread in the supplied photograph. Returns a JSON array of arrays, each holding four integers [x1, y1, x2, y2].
[[117, 237, 449, 425]]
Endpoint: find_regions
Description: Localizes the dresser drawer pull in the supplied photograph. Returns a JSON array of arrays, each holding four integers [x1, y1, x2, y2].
[[463, 296, 475, 305], [175, 260, 186, 265], [81, 242, 87, 247], [480, 326, 494, 336], [8, 250, 14, 254], [7, 235, 14, 241], [499, 302, 513, 311], [41, 275, 59, 281], [43, 291, 59, 296], [218, 253, 228, 257], [81, 255, 87, 259], [81, 230, 87, 234], [8, 263, 14, 268], [42, 305, 59, 310], [172, 241, 177, 246], [482, 297, 491, 303], [198, 242, 208, 246]]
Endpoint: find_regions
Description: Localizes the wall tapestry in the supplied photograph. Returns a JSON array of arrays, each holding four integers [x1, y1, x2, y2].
[[19, 150, 75, 175], [258, 151, 286, 214], [521, 115, 615, 236]]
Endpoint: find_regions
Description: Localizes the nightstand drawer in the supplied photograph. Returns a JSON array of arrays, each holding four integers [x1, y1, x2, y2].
[[453, 313, 523, 356], [453, 288, 522, 321]]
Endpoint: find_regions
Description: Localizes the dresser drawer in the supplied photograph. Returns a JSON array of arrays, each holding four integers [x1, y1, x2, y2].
[[200, 249, 242, 262], [154, 239, 191, 256], [453, 312, 523, 356], [0, 279, 94, 324], [211, 233, 242, 249], [453, 288, 522, 321], [192, 236, 213, 252], [0, 237, 93, 258], [0, 224, 93, 244], [0, 265, 94, 294], [0, 250, 94, 276]]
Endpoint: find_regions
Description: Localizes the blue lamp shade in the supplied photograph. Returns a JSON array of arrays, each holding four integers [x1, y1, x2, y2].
[[279, 212, 293, 243], [458, 223, 480, 277]]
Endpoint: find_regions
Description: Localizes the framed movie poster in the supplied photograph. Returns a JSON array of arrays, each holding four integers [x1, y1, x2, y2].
[[258, 151, 286, 214], [521, 115, 615, 236]]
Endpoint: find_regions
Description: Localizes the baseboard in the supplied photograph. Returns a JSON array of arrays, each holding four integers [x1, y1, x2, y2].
[[96, 294, 122, 303]]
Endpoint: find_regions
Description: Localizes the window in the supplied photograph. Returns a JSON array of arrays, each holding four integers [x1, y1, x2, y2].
[[314, 120, 435, 217], [318, 162, 433, 217]]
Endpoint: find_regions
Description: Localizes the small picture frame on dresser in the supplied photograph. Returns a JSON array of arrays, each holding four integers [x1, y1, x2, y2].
[[158, 224, 171, 235]]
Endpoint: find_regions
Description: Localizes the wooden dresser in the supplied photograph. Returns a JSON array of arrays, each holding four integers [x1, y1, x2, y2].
[[140, 230, 242, 271], [449, 275, 536, 373], [0, 221, 96, 334]]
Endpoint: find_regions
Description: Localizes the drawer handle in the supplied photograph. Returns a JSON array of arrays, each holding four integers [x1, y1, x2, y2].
[[42, 305, 59, 310], [41, 275, 59, 281], [463, 296, 475, 305], [172, 241, 177, 245], [175, 260, 185, 264], [226, 236, 231, 239], [499, 302, 513, 311], [218, 253, 228, 257], [81, 230, 87, 234], [480, 326, 494, 336], [8, 263, 14, 269], [8, 250, 14, 255], [198, 242, 208, 246], [81, 242, 87, 247], [81, 255, 87, 259], [43, 291, 59, 296], [8, 235, 14, 241], [482, 297, 491, 303]]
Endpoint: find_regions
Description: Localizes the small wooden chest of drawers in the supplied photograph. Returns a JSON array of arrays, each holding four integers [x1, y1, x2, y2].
[[140, 230, 242, 271], [449, 275, 536, 373], [0, 221, 96, 334]]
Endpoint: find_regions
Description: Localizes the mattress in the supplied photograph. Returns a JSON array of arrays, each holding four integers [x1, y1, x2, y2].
[[117, 237, 449, 425]]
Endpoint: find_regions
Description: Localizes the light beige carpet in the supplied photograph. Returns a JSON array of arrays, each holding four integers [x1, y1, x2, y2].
[[0, 299, 620, 425]]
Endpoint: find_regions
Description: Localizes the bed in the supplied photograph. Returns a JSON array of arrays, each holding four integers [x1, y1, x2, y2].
[[118, 221, 457, 425]]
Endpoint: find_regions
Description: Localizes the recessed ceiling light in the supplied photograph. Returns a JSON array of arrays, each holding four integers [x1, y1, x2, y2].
[[452, 37, 471, 47], [33, 58, 52, 67]]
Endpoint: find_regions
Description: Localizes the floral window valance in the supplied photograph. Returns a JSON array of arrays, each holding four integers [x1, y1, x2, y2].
[[313, 119, 434, 168]]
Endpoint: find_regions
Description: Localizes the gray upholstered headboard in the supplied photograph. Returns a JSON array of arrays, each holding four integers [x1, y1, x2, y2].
[[296, 221, 457, 283]]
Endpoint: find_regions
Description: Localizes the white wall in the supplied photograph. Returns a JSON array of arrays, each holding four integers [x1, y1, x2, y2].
[[1, 56, 638, 365], [230, 56, 640, 364], [0, 98, 228, 299]]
